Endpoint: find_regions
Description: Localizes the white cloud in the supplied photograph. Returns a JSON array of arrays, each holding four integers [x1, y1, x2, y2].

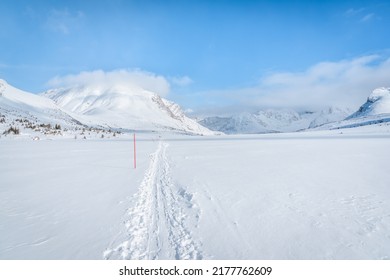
[[360, 13, 375, 22], [184, 108, 194, 114], [344, 7, 365, 17], [170, 76, 193, 87], [196, 55, 390, 111], [47, 69, 171, 97], [344, 8, 377, 23], [46, 8, 84, 34]]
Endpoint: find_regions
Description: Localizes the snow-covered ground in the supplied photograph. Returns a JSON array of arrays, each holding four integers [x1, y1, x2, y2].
[[1, 129, 390, 260]]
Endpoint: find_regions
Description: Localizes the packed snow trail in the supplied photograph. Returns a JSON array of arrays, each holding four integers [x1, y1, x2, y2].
[[104, 142, 202, 260]]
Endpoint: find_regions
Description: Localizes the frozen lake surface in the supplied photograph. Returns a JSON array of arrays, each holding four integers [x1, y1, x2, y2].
[[1, 130, 390, 259]]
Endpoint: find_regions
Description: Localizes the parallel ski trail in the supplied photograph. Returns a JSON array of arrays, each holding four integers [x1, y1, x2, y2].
[[104, 142, 202, 260]]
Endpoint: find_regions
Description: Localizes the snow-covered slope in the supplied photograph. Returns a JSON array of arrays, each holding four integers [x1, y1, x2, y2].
[[43, 85, 213, 135], [0, 79, 83, 137], [313, 88, 390, 131], [200, 107, 352, 134], [308, 107, 353, 128]]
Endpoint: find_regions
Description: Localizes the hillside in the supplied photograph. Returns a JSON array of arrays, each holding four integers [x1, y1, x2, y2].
[[0, 79, 84, 138]]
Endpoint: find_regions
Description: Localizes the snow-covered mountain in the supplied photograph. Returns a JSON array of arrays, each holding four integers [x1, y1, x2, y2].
[[0, 79, 85, 137], [200, 107, 352, 134], [200, 86, 390, 134], [308, 107, 354, 128], [43, 85, 213, 135], [200, 87, 390, 134], [0, 79, 75, 122], [0, 79, 213, 137], [347, 87, 390, 119], [3, 78, 389, 137], [313, 87, 390, 131]]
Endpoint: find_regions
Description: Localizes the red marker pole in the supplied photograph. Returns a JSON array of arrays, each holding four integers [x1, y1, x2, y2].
[[133, 133, 136, 169]]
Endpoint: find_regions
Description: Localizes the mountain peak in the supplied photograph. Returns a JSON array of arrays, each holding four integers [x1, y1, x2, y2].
[[368, 87, 390, 103], [348, 87, 390, 119]]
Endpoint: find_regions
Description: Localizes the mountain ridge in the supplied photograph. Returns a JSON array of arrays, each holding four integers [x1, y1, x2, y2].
[[200, 107, 353, 134], [2, 79, 390, 137]]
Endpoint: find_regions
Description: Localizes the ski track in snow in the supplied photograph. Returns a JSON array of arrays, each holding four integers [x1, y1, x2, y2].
[[104, 142, 202, 260]]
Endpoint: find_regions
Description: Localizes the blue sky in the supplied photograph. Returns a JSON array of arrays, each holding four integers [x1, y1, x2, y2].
[[1, 0, 390, 113]]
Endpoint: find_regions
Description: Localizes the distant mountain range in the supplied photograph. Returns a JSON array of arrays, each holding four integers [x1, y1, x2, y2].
[[1, 78, 389, 138], [199, 107, 353, 134], [199, 88, 390, 134]]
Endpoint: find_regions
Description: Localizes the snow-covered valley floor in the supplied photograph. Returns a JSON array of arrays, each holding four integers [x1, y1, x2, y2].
[[1, 130, 390, 259]]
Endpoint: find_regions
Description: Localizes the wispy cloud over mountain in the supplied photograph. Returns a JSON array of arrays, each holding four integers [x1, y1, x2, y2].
[[47, 69, 171, 97]]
